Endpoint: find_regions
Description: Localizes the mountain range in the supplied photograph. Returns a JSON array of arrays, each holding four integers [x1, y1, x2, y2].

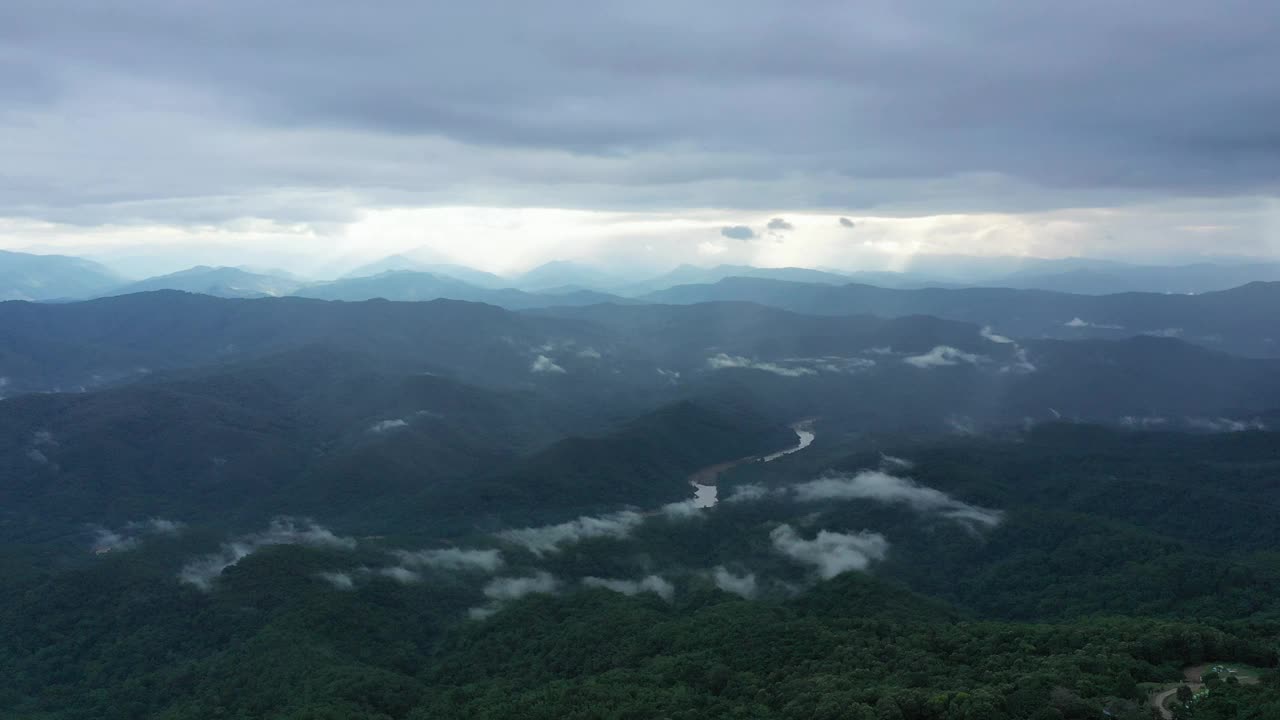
[[642, 277, 1280, 357], [5, 257, 1280, 720], [105, 266, 306, 298], [0, 250, 124, 301], [9, 249, 1280, 302], [295, 270, 628, 308], [4, 291, 1276, 426]]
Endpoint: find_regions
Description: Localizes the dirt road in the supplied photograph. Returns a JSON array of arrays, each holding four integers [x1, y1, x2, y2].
[[1149, 664, 1258, 718], [1150, 686, 1184, 720]]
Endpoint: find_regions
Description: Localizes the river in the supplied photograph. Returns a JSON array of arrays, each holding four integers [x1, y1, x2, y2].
[[761, 422, 815, 462], [690, 421, 816, 508]]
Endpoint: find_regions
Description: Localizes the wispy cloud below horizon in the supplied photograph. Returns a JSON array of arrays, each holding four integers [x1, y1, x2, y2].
[[178, 518, 356, 590]]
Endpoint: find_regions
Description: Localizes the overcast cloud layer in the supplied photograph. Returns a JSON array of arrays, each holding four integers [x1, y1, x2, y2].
[[3, 1, 1279, 271]]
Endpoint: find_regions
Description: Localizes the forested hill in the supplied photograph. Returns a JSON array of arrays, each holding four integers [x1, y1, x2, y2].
[[642, 277, 1280, 358], [4, 292, 1280, 718], [6, 426, 1280, 719], [6, 293, 1280, 430], [7, 0, 1280, 715]]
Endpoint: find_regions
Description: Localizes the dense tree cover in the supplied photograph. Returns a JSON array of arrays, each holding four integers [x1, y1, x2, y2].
[[872, 424, 1280, 553], [492, 425, 1280, 626], [0, 352, 789, 544], [5, 328, 1280, 719], [412, 396, 793, 528], [640, 276, 1280, 359], [1182, 673, 1280, 719], [416, 584, 1280, 720], [6, 292, 1280, 440], [0, 544, 460, 720], [4, 547, 1278, 720], [667, 423, 1280, 622]]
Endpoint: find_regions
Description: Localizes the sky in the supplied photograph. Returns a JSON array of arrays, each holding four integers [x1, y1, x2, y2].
[[2, 0, 1279, 277]]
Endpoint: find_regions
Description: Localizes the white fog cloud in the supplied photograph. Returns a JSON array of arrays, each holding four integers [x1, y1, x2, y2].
[[903, 346, 982, 369], [498, 511, 645, 556], [1120, 415, 1169, 429], [829, 358, 877, 373], [720, 470, 1003, 529], [482, 572, 560, 603], [1003, 347, 1037, 374], [91, 517, 186, 553], [467, 606, 500, 621], [531, 355, 567, 374], [723, 483, 780, 503], [179, 518, 356, 590], [979, 326, 1037, 375], [90, 527, 138, 553], [658, 499, 706, 520], [708, 354, 876, 377], [368, 418, 409, 433], [318, 571, 356, 590], [468, 571, 561, 620], [127, 518, 185, 534], [879, 454, 915, 471], [376, 566, 422, 585], [1186, 417, 1267, 433], [770, 525, 890, 579], [582, 575, 675, 602], [790, 356, 877, 374], [792, 471, 1002, 528], [1065, 317, 1124, 329], [707, 354, 817, 377], [711, 566, 758, 599], [32, 430, 57, 446], [980, 326, 1015, 344], [393, 547, 505, 573]]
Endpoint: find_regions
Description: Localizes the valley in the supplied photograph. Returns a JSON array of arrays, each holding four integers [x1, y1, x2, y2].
[[6, 3, 1280, 716], [2, 289, 1280, 720], [689, 421, 818, 507]]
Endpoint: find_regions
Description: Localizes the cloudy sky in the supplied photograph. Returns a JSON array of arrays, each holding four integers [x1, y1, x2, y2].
[[3, 0, 1279, 276]]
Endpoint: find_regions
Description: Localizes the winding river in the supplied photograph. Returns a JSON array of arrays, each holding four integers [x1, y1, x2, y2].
[[761, 423, 816, 462], [690, 421, 816, 508]]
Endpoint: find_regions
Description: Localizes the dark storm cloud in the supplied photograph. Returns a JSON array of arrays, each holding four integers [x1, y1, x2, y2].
[[721, 225, 756, 240], [767, 218, 794, 231], [2, 0, 1279, 224]]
